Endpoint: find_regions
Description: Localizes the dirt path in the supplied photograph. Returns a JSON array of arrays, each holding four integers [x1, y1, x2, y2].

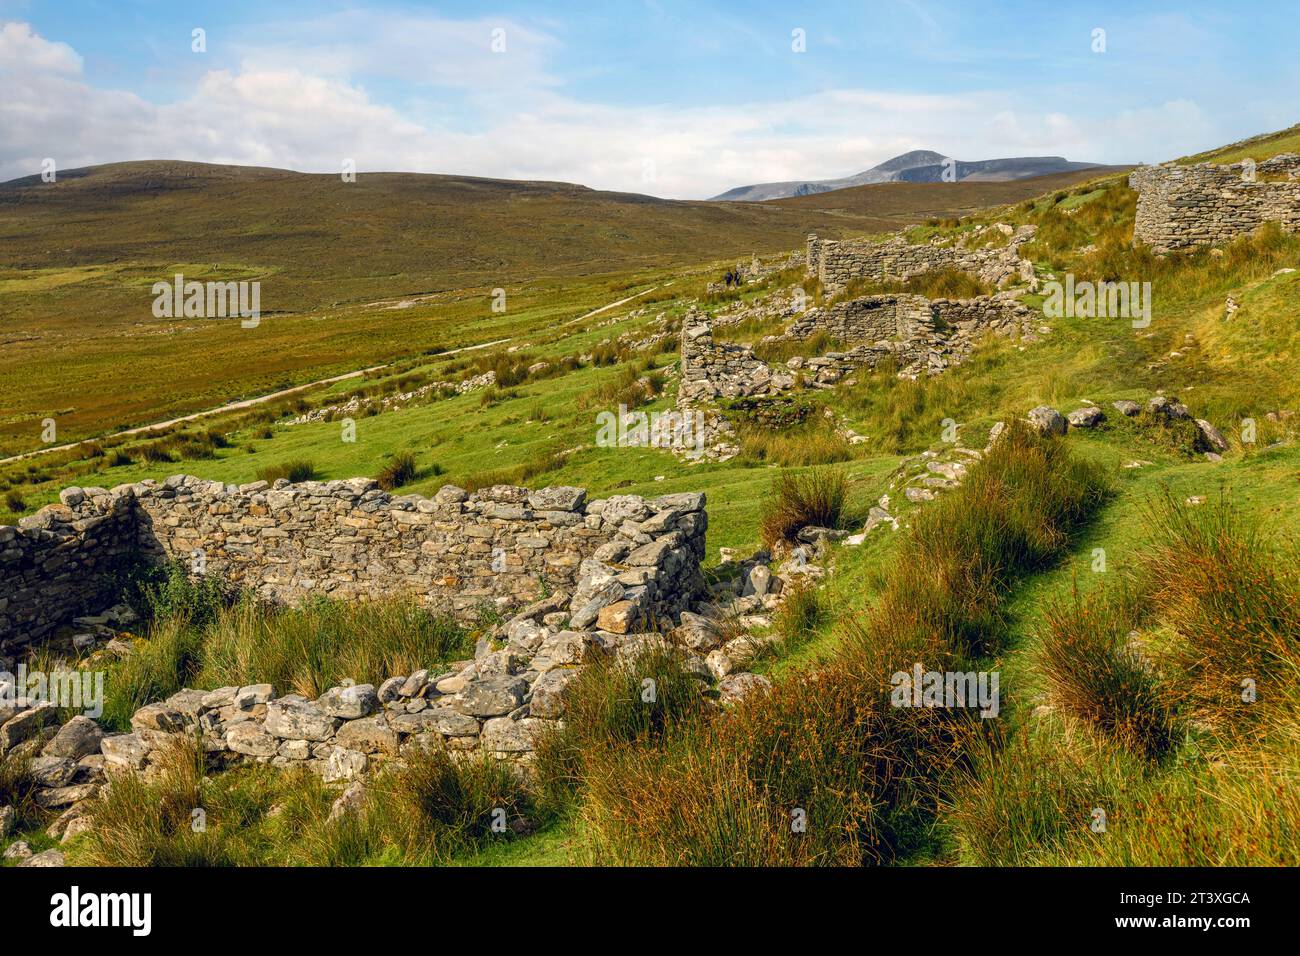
[[562, 283, 668, 326]]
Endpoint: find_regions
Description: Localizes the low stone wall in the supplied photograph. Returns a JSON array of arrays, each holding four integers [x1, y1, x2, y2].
[[0, 478, 708, 650], [678, 309, 793, 405], [785, 294, 934, 343], [1130, 155, 1300, 252], [0, 493, 139, 652], [680, 291, 1037, 403], [806, 227, 1035, 290]]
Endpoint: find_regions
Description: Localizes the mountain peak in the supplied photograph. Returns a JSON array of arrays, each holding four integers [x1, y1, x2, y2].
[[870, 149, 950, 172], [711, 150, 1109, 202]]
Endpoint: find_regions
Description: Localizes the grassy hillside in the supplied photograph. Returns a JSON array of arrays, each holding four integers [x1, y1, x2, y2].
[[0, 161, 1109, 456], [2, 126, 1297, 869]]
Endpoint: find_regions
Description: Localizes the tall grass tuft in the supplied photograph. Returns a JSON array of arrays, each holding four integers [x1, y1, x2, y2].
[[946, 724, 1137, 865], [533, 645, 707, 815], [1137, 488, 1300, 739], [196, 596, 471, 699], [759, 468, 847, 547], [1038, 584, 1177, 759], [376, 450, 418, 490], [79, 737, 254, 866], [255, 459, 318, 484], [97, 570, 470, 730], [294, 746, 537, 865], [569, 421, 1108, 865], [740, 422, 851, 467]]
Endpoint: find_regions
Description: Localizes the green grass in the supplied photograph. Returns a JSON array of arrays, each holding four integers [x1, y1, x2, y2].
[[69, 736, 544, 867], [6, 125, 1300, 869], [538, 424, 1109, 866], [94, 565, 472, 731], [0, 160, 1104, 458]]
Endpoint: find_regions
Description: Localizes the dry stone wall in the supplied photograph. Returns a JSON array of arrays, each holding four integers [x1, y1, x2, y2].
[[679, 310, 794, 404], [784, 294, 934, 343], [807, 227, 1036, 290], [0, 492, 138, 652], [0, 477, 708, 651], [1130, 155, 1300, 252], [679, 289, 1037, 409]]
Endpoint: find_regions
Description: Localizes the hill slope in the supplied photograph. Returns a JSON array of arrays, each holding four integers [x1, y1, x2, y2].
[[0, 161, 1109, 456]]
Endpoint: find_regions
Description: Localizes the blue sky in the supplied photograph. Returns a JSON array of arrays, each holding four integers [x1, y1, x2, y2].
[[2, 0, 1297, 197]]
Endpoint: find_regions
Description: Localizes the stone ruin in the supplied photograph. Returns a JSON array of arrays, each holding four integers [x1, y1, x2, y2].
[[678, 288, 1036, 407], [0, 474, 813, 847], [1, 477, 707, 650], [1130, 154, 1300, 252], [806, 225, 1037, 291]]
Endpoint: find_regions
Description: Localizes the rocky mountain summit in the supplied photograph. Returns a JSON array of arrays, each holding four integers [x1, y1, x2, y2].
[[713, 150, 1109, 201]]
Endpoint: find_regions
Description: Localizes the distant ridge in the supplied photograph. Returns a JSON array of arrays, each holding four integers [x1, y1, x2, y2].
[[713, 150, 1114, 201]]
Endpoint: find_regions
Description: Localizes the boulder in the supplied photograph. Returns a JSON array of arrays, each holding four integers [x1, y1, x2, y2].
[[377, 676, 406, 703], [35, 783, 99, 809], [741, 564, 772, 598], [100, 733, 151, 771], [225, 722, 279, 757], [569, 579, 625, 629], [42, 716, 104, 761], [1027, 406, 1067, 436], [1145, 395, 1190, 421], [0, 703, 56, 754], [316, 684, 379, 719], [1066, 407, 1104, 428], [673, 611, 721, 652], [527, 486, 586, 512], [1111, 399, 1141, 417], [398, 671, 429, 698], [1195, 419, 1229, 452], [388, 710, 480, 737], [323, 748, 369, 784], [481, 716, 547, 753], [263, 699, 339, 742], [452, 678, 527, 718], [718, 672, 773, 704], [534, 631, 601, 669], [130, 702, 185, 734], [235, 684, 274, 709], [164, 689, 209, 717], [30, 755, 78, 789], [19, 849, 66, 867], [200, 686, 239, 710], [529, 669, 579, 719], [328, 780, 367, 821], [596, 600, 641, 634], [334, 715, 400, 755]]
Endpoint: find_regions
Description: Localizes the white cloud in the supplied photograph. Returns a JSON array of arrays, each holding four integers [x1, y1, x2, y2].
[[230, 10, 559, 93], [0, 19, 1222, 198]]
